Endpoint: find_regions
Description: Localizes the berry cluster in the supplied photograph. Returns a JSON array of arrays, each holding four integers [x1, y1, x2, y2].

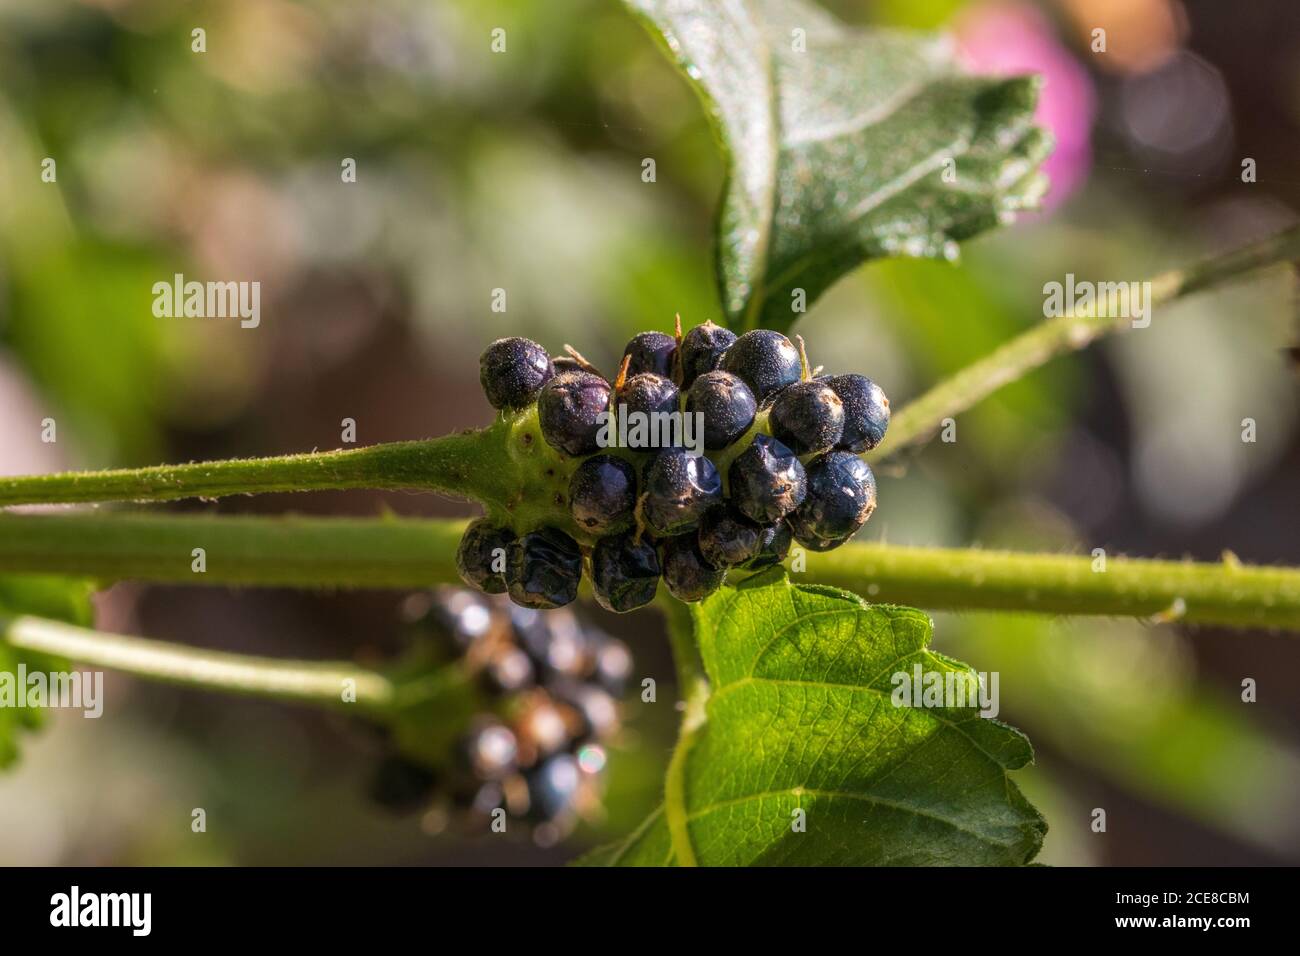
[[460, 320, 888, 611], [371, 588, 631, 845]]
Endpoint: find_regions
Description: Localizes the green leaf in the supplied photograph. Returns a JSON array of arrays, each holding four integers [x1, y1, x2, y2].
[[0, 575, 96, 769], [588, 570, 1045, 865], [626, 0, 1051, 333]]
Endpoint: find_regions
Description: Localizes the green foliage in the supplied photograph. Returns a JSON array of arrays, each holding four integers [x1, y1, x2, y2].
[[582, 571, 1045, 865], [625, 0, 1051, 333], [0, 575, 96, 768]]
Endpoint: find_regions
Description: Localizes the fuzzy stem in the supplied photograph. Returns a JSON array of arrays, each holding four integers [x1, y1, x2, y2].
[[869, 223, 1300, 460], [1, 613, 394, 709], [0, 512, 1296, 630]]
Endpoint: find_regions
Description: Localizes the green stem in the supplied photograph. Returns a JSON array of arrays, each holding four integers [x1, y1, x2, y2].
[[1, 512, 1296, 630], [870, 223, 1300, 460], [1, 613, 394, 710]]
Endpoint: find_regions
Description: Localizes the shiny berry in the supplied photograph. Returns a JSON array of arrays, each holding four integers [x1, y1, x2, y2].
[[617, 372, 679, 420], [642, 449, 723, 535], [743, 522, 792, 570], [538, 371, 612, 457], [728, 433, 807, 524], [787, 451, 878, 551], [622, 331, 677, 378], [719, 330, 801, 401], [506, 528, 584, 609], [456, 519, 515, 594], [659, 534, 726, 602], [569, 455, 637, 536], [697, 507, 763, 568], [826, 373, 890, 453], [679, 321, 737, 389], [479, 337, 554, 410], [590, 533, 661, 613], [685, 370, 756, 450], [528, 754, 583, 821], [770, 380, 844, 454]]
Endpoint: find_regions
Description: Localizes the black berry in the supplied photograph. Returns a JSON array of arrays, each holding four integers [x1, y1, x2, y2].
[[456, 519, 515, 594], [617, 372, 679, 420], [538, 370, 612, 457], [697, 506, 763, 568], [743, 522, 792, 570], [685, 370, 756, 450], [679, 321, 737, 389], [623, 331, 677, 378], [787, 451, 877, 551], [826, 373, 890, 453], [479, 337, 554, 410], [728, 433, 807, 524], [719, 329, 801, 401], [770, 380, 845, 454], [659, 534, 726, 602], [569, 455, 637, 536], [641, 449, 723, 536], [506, 527, 584, 609], [590, 533, 661, 613]]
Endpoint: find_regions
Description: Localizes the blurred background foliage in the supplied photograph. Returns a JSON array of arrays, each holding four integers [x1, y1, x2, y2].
[[1, 0, 1298, 864]]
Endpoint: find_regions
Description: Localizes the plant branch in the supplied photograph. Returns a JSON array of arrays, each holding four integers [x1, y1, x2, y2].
[[1, 613, 395, 710], [870, 222, 1300, 460], [1, 512, 1296, 630]]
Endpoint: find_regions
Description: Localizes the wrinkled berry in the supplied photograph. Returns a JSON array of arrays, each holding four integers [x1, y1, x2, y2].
[[642, 449, 723, 535], [456, 519, 515, 594], [569, 455, 637, 536], [479, 337, 554, 410], [743, 522, 792, 570], [697, 506, 763, 568], [506, 527, 584, 609], [787, 451, 877, 551], [826, 373, 890, 453], [728, 433, 807, 524], [659, 534, 726, 602], [770, 380, 845, 454], [679, 321, 737, 389], [686, 370, 756, 450], [538, 370, 612, 457], [590, 533, 661, 613], [719, 329, 802, 401], [623, 331, 677, 378]]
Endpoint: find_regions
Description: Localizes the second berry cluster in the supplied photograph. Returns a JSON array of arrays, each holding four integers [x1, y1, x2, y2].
[[459, 320, 889, 612]]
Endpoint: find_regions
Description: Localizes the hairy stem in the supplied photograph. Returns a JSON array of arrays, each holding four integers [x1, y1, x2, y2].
[[1, 613, 394, 710], [870, 223, 1300, 460], [1, 512, 1296, 630]]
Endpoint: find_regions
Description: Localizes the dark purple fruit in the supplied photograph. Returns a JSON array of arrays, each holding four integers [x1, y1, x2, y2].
[[685, 370, 756, 451], [537, 371, 612, 457], [769, 380, 845, 454], [641, 449, 723, 536], [719, 329, 801, 401], [569, 455, 637, 536], [728, 433, 807, 524], [679, 321, 737, 389], [479, 337, 554, 410], [697, 507, 763, 568], [826, 373, 890, 453], [787, 451, 878, 551], [659, 534, 726, 603], [590, 533, 661, 613], [623, 331, 677, 378], [617, 372, 679, 420], [506, 528, 584, 609], [456, 519, 515, 594], [743, 522, 792, 570]]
